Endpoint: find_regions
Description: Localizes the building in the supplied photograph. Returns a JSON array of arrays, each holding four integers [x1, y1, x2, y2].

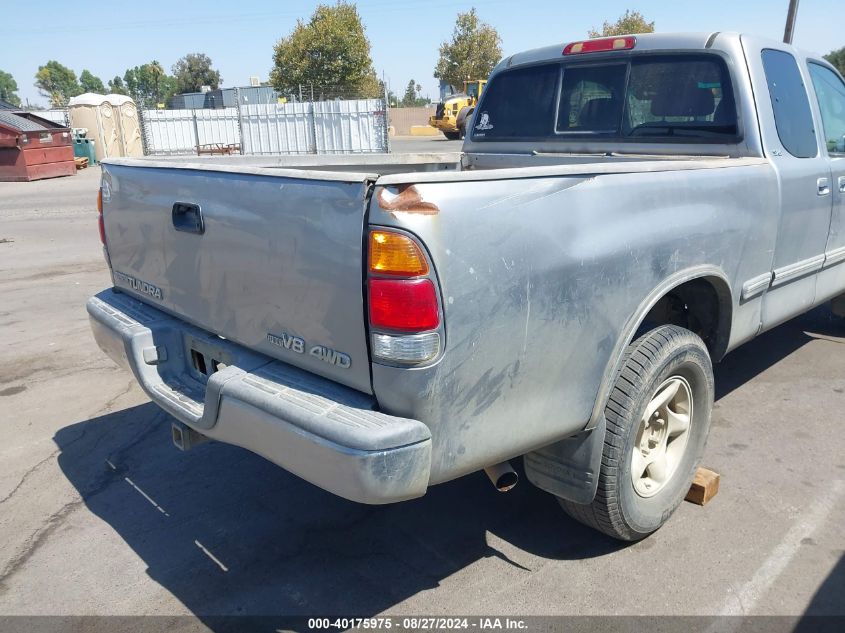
[[168, 86, 280, 109]]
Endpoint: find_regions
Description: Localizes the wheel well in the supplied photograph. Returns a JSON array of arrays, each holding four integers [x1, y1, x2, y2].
[[639, 277, 732, 360]]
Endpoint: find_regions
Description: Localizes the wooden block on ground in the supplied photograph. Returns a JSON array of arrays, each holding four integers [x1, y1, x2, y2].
[[74, 157, 88, 169], [685, 467, 720, 505]]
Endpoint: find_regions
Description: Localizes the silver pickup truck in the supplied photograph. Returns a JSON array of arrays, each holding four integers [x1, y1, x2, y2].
[[88, 32, 845, 541]]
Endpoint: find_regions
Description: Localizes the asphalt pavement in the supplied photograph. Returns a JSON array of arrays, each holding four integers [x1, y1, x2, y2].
[[391, 135, 463, 153]]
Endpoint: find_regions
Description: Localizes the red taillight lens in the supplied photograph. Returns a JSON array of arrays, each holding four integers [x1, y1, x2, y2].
[[369, 278, 439, 332], [563, 36, 636, 55], [97, 187, 106, 245]]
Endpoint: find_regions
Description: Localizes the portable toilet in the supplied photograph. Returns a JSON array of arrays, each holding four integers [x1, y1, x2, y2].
[[109, 94, 143, 157], [68, 93, 144, 160]]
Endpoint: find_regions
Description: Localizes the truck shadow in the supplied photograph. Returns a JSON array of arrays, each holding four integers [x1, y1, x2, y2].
[[801, 551, 845, 618], [54, 403, 622, 620], [714, 305, 844, 400], [53, 307, 844, 621]]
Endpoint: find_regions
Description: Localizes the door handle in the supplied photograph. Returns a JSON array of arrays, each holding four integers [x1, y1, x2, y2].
[[172, 202, 204, 234], [839, 176, 845, 193], [817, 177, 830, 196]]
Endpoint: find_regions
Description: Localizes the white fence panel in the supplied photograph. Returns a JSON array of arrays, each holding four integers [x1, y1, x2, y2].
[[142, 110, 199, 155], [240, 103, 312, 155], [142, 108, 240, 155], [195, 108, 240, 147], [140, 99, 388, 156], [313, 99, 386, 154]]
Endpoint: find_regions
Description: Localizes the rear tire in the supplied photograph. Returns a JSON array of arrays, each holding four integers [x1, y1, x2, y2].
[[443, 131, 461, 140], [559, 325, 714, 541]]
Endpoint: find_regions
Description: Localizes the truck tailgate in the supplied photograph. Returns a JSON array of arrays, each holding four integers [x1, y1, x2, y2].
[[101, 162, 374, 394]]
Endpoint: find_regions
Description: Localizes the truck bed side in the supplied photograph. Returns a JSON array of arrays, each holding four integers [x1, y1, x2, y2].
[[368, 158, 779, 483]]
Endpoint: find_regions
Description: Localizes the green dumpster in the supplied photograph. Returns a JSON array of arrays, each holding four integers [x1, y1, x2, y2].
[[73, 138, 97, 165]]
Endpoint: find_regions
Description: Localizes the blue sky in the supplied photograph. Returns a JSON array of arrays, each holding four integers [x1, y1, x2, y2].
[[3, 0, 841, 107]]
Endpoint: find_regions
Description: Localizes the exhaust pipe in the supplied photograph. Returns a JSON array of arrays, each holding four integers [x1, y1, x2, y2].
[[484, 461, 518, 492], [171, 421, 209, 451]]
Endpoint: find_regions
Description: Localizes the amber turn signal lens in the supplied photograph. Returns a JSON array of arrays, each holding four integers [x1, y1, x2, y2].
[[97, 188, 103, 214], [369, 230, 429, 277]]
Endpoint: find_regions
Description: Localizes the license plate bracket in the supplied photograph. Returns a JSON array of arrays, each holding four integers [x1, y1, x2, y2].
[[184, 334, 232, 383]]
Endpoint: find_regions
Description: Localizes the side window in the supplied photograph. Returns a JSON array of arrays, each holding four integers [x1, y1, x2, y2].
[[761, 49, 818, 158], [808, 63, 845, 155]]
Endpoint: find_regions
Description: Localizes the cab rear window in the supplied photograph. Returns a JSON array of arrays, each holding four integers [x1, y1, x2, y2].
[[472, 54, 739, 143]]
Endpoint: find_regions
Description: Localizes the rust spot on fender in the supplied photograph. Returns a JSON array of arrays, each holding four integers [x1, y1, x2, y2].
[[376, 185, 439, 215]]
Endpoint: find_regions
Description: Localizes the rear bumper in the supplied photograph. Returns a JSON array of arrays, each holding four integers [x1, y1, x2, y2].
[[87, 288, 432, 504]]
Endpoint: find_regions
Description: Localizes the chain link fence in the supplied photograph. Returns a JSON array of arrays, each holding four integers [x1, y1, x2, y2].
[[138, 86, 390, 156]]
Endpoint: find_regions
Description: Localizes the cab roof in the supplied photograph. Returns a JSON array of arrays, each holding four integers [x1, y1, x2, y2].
[[493, 32, 816, 75]]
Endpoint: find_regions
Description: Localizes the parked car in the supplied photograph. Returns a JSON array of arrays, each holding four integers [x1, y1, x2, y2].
[[88, 32, 845, 540]]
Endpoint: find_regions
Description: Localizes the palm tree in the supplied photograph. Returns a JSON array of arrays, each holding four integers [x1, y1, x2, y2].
[[149, 61, 165, 106]]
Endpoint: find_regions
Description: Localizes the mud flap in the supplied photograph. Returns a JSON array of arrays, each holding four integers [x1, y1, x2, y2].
[[523, 415, 606, 505]]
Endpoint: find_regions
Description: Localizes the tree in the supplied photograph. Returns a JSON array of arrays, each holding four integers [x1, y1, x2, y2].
[[123, 62, 177, 107], [79, 69, 106, 94], [401, 79, 423, 106], [825, 46, 845, 76], [172, 53, 221, 94], [147, 61, 166, 102], [34, 61, 82, 107], [434, 8, 502, 91], [270, 2, 381, 99], [108, 76, 128, 95], [588, 9, 655, 38], [0, 70, 21, 106]]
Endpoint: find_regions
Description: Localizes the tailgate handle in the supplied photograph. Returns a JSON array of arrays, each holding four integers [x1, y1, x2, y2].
[[172, 202, 204, 234]]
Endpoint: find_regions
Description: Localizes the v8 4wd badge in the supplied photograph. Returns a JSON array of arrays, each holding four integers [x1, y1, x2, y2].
[[266, 332, 351, 369]]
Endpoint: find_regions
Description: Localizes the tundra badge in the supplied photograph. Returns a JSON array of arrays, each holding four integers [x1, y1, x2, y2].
[[113, 271, 163, 300]]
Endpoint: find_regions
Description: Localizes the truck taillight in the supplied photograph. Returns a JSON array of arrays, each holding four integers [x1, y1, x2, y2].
[[367, 229, 441, 363], [370, 230, 429, 276], [369, 279, 439, 331], [97, 187, 106, 245], [97, 186, 112, 269], [372, 332, 441, 363]]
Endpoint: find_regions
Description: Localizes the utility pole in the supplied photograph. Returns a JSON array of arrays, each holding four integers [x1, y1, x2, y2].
[[783, 0, 799, 44]]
